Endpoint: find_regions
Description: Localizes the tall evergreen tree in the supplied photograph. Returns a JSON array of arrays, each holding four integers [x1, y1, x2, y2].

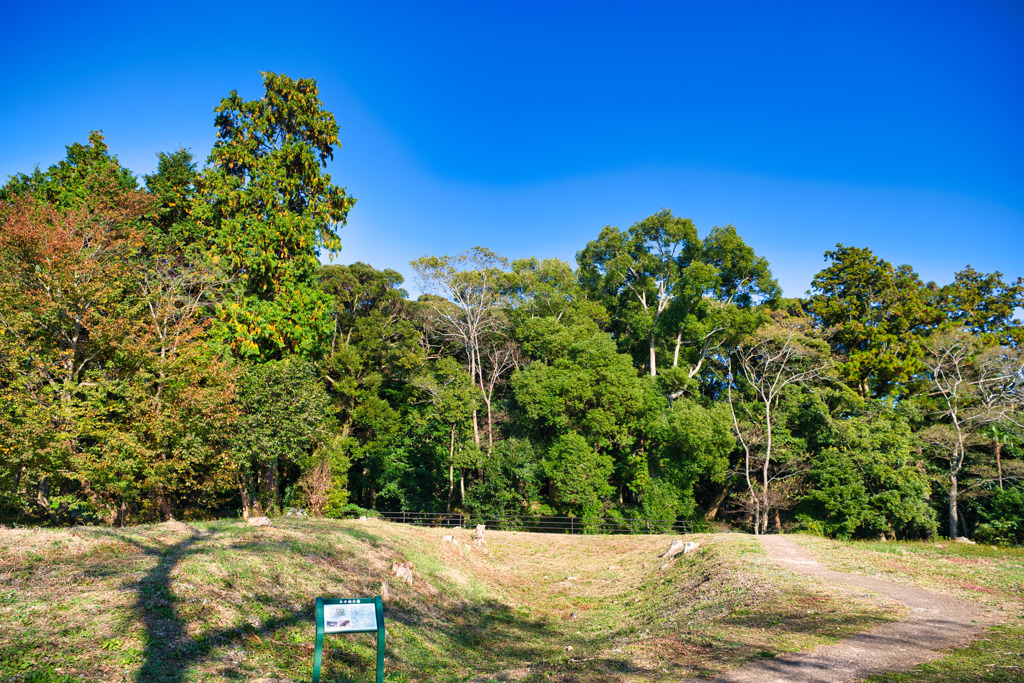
[[193, 72, 355, 359]]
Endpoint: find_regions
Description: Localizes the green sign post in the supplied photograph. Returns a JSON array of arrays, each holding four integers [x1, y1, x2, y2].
[[313, 596, 385, 683]]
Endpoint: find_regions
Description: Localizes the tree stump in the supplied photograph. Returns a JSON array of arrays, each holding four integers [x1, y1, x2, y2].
[[662, 539, 684, 557], [391, 561, 414, 585]]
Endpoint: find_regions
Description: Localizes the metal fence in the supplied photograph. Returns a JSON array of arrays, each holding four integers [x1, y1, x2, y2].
[[374, 510, 693, 535]]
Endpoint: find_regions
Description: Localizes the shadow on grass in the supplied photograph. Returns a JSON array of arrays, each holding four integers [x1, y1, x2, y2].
[[355, 601, 648, 683], [89, 525, 308, 683], [718, 604, 893, 636], [85, 523, 647, 683]]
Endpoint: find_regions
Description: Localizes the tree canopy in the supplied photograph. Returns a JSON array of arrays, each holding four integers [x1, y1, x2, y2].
[[1, 72, 1021, 544]]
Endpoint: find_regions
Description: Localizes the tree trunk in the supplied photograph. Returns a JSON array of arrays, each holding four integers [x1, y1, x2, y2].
[[36, 476, 55, 522], [948, 473, 959, 539], [759, 398, 773, 537], [447, 426, 456, 510], [265, 455, 280, 512], [485, 402, 494, 455], [744, 467, 758, 535], [995, 441, 1003, 491], [471, 409, 481, 448], [154, 484, 173, 522], [649, 335, 657, 377], [704, 480, 732, 521], [239, 476, 251, 520], [761, 438, 771, 536], [114, 500, 130, 527], [752, 498, 761, 536]]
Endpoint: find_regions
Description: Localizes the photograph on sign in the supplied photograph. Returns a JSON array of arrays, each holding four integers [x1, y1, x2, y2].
[[323, 603, 378, 633]]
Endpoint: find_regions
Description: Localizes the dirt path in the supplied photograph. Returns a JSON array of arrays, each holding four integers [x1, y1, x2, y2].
[[697, 535, 999, 683]]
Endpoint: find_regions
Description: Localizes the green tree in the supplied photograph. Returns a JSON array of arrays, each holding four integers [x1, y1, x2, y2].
[[512, 315, 663, 513], [920, 329, 1024, 538], [939, 266, 1024, 347], [317, 263, 423, 511], [543, 431, 615, 518], [728, 318, 830, 534], [143, 148, 201, 248], [577, 211, 778, 389], [1, 131, 139, 211], [1, 136, 236, 526], [232, 358, 333, 516], [974, 485, 1024, 546], [577, 209, 700, 377], [411, 247, 518, 454], [125, 253, 237, 521], [0, 138, 153, 522], [798, 414, 935, 539], [463, 438, 541, 519], [811, 244, 941, 399], [508, 257, 608, 326], [655, 399, 735, 520], [665, 224, 779, 391], [411, 356, 479, 509], [193, 72, 355, 359], [982, 422, 1021, 492], [318, 263, 423, 438]]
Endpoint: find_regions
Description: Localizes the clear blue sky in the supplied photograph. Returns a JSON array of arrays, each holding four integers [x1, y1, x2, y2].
[[3, 1, 1022, 298]]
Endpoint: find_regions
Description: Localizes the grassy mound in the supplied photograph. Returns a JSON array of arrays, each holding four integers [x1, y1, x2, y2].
[[0, 519, 907, 682]]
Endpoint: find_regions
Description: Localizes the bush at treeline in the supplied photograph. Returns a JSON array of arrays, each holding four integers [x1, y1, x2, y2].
[[2, 73, 1022, 543]]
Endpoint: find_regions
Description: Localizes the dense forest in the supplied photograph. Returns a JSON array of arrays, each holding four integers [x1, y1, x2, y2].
[[2, 73, 1022, 544]]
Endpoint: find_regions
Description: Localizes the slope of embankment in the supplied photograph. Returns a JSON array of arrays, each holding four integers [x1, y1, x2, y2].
[[2, 518, 1010, 682]]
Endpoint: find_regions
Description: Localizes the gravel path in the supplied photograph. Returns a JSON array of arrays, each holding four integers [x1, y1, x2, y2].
[[696, 535, 998, 683]]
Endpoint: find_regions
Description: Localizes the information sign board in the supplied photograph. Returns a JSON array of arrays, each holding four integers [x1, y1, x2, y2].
[[322, 600, 378, 633], [313, 596, 384, 683]]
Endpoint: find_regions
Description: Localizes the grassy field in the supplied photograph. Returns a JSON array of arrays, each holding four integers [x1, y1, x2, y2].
[[0, 520, 1017, 683]]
